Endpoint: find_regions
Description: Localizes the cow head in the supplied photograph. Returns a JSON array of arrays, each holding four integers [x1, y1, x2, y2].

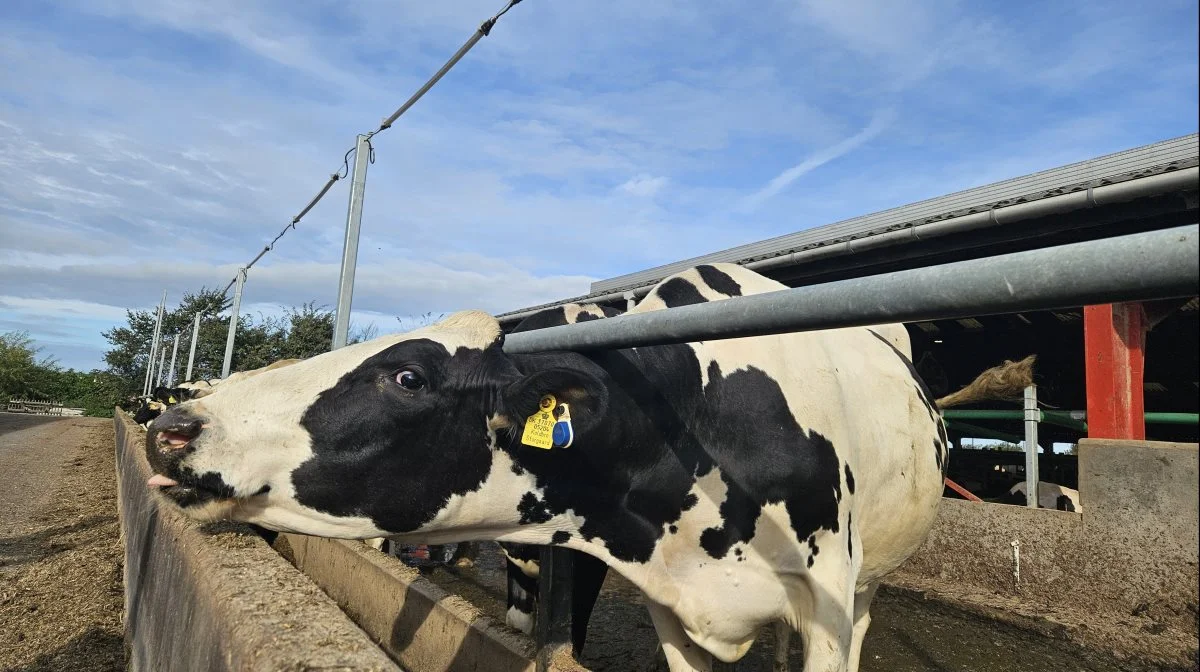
[[144, 310, 607, 539]]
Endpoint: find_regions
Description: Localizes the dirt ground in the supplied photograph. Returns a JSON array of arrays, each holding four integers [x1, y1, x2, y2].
[[0, 413, 124, 672], [416, 542, 1191, 672]]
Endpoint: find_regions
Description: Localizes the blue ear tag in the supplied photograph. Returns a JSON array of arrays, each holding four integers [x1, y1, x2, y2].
[[551, 403, 574, 449]]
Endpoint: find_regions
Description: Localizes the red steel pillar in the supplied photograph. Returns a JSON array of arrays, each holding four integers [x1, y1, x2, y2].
[[1083, 303, 1145, 440]]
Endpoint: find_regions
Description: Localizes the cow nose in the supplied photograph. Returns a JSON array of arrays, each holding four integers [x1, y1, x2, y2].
[[151, 409, 204, 453]]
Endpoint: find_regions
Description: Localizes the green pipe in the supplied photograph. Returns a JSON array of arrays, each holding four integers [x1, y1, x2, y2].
[[1039, 411, 1090, 433], [1145, 413, 1200, 425], [943, 409, 1087, 432], [943, 410, 1198, 430], [944, 420, 1024, 444]]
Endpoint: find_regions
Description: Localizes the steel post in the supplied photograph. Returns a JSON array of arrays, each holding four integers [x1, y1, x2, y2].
[[221, 270, 246, 379], [1023, 385, 1040, 508], [143, 291, 166, 395], [185, 313, 202, 382], [332, 134, 371, 350], [166, 335, 180, 387], [156, 344, 168, 388]]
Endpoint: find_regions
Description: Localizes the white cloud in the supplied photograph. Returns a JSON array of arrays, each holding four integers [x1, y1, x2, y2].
[[739, 109, 896, 212], [617, 175, 669, 198]]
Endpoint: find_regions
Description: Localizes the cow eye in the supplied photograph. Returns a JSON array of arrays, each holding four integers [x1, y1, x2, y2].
[[395, 370, 425, 390]]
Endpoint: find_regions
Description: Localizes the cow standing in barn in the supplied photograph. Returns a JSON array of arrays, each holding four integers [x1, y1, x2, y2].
[[144, 263, 1026, 672]]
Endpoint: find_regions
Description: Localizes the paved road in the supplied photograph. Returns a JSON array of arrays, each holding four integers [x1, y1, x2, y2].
[[0, 413, 108, 539]]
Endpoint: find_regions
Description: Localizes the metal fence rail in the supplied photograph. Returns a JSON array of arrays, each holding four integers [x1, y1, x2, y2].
[[503, 224, 1199, 354]]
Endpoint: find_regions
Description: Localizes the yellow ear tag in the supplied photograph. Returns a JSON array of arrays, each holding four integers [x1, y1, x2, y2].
[[520, 394, 557, 450], [167, 396, 177, 404]]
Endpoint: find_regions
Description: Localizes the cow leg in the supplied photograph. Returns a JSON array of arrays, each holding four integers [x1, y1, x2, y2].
[[449, 541, 477, 567], [772, 620, 791, 672], [644, 601, 712, 672], [570, 550, 609, 655], [847, 582, 879, 672], [505, 555, 539, 635], [799, 569, 855, 672]]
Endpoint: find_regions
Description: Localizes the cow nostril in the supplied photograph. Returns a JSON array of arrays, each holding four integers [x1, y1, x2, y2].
[[152, 416, 204, 453]]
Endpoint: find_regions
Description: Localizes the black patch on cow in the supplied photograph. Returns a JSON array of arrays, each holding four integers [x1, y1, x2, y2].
[[668, 525, 678, 534], [845, 464, 855, 495], [694, 359, 842, 560], [654, 278, 708, 308], [509, 306, 570, 333], [296, 338, 506, 533], [807, 556, 815, 568], [551, 531, 571, 544], [847, 513, 853, 559], [511, 304, 622, 334], [511, 462, 525, 476], [695, 265, 743, 297], [734, 548, 742, 556], [518, 492, 553, 524], [498, 342, 845, 564]]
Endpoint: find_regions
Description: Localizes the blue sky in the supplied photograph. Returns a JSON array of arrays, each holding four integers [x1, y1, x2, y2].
[[1, 0, 1196, 371]]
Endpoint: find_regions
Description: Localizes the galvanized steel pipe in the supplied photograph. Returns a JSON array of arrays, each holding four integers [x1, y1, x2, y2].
[[503, 224, 1199, 354]]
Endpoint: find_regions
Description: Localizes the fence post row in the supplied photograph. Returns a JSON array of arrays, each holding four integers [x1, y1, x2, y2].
[[185, 313, 202, 382], [221, 269, 246, 379], [332, 134, 372, 351]]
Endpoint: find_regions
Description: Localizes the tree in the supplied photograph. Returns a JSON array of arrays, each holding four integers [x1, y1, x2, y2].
[[1, 331, 129, 416], [0, 331, 41, 399]]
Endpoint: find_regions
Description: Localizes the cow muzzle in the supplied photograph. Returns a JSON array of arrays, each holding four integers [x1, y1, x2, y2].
[[145, 408, 233, 507]]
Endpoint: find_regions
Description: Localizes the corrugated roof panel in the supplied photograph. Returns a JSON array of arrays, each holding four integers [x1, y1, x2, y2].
[[591, 134, 1199, 293]]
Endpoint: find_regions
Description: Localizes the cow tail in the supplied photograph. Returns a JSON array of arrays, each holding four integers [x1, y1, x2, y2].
[[934, 355, 1036, 410]]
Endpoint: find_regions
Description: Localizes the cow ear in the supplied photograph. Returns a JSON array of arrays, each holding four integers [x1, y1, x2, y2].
[[498, 367, 608, 438]]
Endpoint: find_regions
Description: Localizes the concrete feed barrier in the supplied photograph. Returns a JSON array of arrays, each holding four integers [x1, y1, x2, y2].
[[277, 534, 538, 672], [114, 411, 401, 671]]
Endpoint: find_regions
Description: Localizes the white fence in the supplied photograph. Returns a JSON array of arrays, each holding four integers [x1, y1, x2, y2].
[[5, 398, 86, 416]]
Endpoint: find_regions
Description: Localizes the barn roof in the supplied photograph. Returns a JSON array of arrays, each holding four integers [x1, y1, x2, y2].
[[497, 133, 1199, 323]]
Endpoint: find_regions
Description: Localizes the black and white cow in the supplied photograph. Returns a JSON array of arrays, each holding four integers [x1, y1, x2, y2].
[[133, 386, 196, 426], [145, 263, 1009, 672]]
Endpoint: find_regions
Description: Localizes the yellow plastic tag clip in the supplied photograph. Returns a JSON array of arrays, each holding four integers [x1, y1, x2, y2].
[[520, 394, 557, 450]]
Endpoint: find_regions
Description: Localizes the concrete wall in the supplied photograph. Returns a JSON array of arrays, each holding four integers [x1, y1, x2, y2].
[[278, 534, 538, 672], [114, 412, 401, 671], [892, 439, 1198, 664]]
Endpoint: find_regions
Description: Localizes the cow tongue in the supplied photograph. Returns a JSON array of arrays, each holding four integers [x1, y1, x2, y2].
[[148, 473, 180, 488]]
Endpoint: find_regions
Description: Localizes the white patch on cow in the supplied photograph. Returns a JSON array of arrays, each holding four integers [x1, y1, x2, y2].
[[506, 606, 534, 635], [505, 554, 540, 579]]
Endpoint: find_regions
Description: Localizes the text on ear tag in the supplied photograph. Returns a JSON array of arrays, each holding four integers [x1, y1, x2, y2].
[[552, 403, 574, 448], [521, 394, 557, 450]]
